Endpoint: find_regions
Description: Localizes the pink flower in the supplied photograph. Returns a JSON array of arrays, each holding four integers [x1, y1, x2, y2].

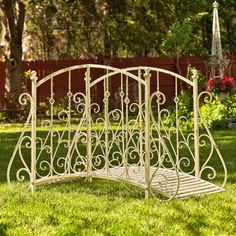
[[207, 78, 216, 89], [206, 76, 236, 94], [228, 77, 235, 85]]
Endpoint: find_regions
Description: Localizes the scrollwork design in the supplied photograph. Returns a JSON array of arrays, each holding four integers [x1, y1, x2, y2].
[[151, 91, 166, 106], [109, 109, 122, 123], [16, 136, 32, 180], [16, 168, 31, 182], [38, 160, 51, 173], [149, 172, 179, 201], [177, 132, 195, 175], [73, 92, 86, 114], [115, 130, 126, 144], [127, 146, 141, 164], [91, 103, 100, 114], [19, 93, 33, 106], [58, 110, 69, 121], [198, 134, 215, 179], [200, 166, 216, 181], [149, 91, 180, 199], [56, 156, 68, 169], [129, 102, 139, 114], [198, 91, 227, 186], [72, 155, 87, 173], [92, 155, 106, 171], [109, 151, 123, 167], [160, 108, 170, 121], [7, 92, 33, 185], [149, 158, 179, 200], [36, 145, 51, 178], [177, 157, 193, 174], [198, 91, 213, 104], [41, 120, 52, 129]]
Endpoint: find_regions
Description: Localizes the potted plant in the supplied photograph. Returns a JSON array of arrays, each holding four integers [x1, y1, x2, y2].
[[206, 76, 235, 101]]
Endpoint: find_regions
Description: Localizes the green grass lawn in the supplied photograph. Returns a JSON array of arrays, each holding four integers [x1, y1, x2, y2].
[[0, 124, 236, 235]]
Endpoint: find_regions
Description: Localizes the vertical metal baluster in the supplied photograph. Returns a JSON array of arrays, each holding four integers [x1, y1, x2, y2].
[[104, 70, 109, 174], [30, 71, 38, 192], [157, 71, 161, 164], [144, 68, 151, 199], [120, 74, 125, 168], [192, 71, 200, 178], [50, 77, 54, 177], [85, 66, 92, 181], [125, 75, 129, 178], [67, 70, 71, 173], [175, 77, 179, 171], [138, 69, 143, 166]]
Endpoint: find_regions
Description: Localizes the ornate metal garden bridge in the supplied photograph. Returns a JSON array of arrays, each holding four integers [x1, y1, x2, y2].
[[7, 64, 227, 200]]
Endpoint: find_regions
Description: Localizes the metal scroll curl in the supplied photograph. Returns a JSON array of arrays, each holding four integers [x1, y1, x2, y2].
[[7, 93, 33, 185], [149, 91, 180, 200], [198, 91, 227, 186]]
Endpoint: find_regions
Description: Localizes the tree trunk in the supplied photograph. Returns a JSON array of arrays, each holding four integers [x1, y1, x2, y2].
[[0, 0, 25, 119]]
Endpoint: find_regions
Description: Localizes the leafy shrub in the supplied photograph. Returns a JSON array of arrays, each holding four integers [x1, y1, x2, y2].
[[0, 111, 6, 122], [200, 100, 228, 129], [162, 90, 194, 130], [178, 90, 193, 117], [163, 90, 236, 130], [224, 96, 236, 118]]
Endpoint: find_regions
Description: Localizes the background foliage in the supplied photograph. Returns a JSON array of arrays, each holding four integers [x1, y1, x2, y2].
[[1, 0, 235, 60]]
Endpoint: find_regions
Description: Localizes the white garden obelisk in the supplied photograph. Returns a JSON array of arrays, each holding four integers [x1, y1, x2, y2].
[[211, 1, 222, 61], [210, 1, 229, 78]]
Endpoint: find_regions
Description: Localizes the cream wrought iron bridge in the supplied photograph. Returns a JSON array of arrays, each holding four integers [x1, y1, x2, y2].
[[7, 65, 227, 200]]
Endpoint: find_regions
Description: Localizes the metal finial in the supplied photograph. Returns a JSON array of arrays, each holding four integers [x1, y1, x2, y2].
[[30, 70, 38, 82], [213, 1, 219, 8], [191, 69, 198, 80]]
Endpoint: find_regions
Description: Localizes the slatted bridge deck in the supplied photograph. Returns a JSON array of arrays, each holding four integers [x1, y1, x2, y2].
[[34, 166, 225, 199], [94, 167, 225, 199]]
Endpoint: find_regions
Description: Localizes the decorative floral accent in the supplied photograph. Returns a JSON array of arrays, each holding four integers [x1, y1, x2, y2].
[[206, 76, 235, 95]]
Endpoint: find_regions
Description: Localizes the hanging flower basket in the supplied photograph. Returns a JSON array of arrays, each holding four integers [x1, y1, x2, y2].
[[206, 76, 235, 100]]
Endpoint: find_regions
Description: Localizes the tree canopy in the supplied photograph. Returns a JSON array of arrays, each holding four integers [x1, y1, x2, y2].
[[1, 0, 236, 60], [0, 0, 236, 118]]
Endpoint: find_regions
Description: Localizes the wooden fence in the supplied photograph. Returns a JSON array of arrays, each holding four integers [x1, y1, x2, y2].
[[1, 56, 236, 110]]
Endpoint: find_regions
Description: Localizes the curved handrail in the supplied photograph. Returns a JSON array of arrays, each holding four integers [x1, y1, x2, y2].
[[36, 64, 194, 88], [122, 66, 194, 87], [37, 64, 145, 87]]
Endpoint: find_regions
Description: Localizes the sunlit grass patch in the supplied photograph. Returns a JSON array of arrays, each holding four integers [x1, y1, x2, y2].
[[0, 124, 236, 235]]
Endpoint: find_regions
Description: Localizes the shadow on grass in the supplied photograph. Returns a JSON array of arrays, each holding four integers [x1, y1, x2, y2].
[[1, 128, 236, 187], [40, 178, 145, 199]]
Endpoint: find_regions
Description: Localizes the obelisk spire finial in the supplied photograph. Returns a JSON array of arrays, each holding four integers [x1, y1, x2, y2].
[[211, 1, 222, 59], [209, 1, 230, 78], [213, 1, 219, 8]]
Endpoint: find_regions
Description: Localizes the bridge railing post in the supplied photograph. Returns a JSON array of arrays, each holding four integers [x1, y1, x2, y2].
[[30, 71, 38, 192], [144, 68, 151, 198], [192, 70, 200, 178], [85, 66, 92, 182]]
